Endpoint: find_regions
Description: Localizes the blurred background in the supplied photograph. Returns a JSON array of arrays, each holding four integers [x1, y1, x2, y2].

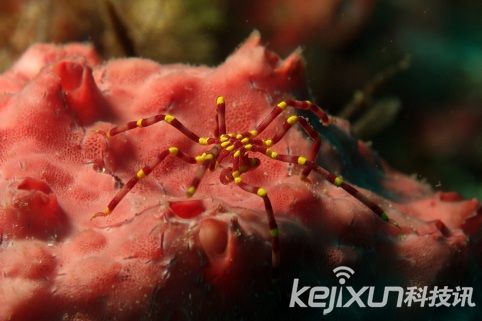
[[1, 0, 480, 199]]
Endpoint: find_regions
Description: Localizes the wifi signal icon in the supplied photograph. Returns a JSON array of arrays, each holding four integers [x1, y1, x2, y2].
[[333, 266, 355, 285]]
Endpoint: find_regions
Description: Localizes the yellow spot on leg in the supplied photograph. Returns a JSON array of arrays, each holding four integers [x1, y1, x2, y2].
[[168, 147, 179, 155], [195, 154, 205, 163], [91, 207, 111, 220], [136, 169, 146, 179], [205, 153, 214, 160], [234, 177, 242, 184], [187, 186, 196, 196], [297, 156, 307, 165], [287, 115, 298, 125], [249, 129, 258, 137], [216, 96, 225, 105], [198, 137, 209, 145], [277, 101, 288, 109], [266, 149, 278, 159], [257, 187, 267, 197], [136, 119, 144, 127], [263, 139, 273, 147], [334, 176, 344, 187], [164, 115, 175, 123]]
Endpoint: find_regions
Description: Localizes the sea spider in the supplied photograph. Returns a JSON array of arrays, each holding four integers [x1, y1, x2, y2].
[[93, 96, 390, 273]]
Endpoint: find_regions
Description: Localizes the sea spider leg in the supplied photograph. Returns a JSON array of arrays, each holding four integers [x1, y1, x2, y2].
[[274, 101, 394, 209], [214, 109, 220, 137], [249, 101, 286, 136], [243, 99, 328, 176], [219, 153, 260, 185], [284, 99, 331, 126], [246, 99, 330, 139], [235, 180, 280, 273], [186, 146, 220, 197], [92, 147, 200, 219], [265, 114, 322, 178], [216, 96, 227, 135], [217, 152, 278, 270], [311, 165, 390, 223], [293, 118, 321, 177], [251, 146, 391, 223], [103, 113, 216, 146]]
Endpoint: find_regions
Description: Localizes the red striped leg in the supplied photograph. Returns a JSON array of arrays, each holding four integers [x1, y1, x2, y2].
[[186, 147, 220, 197], [214, 110, 219, 137], [269, 114, 299, 145], [219, 154, 259, 185], [232, 151, 241, 173], [235, 180, 280, 272], [250, 144, 280, 161], [91, 147, 197, 219], [268, 153, 390, 223], [239, 100, 291, 139], [216, 96, 227, 135], [267, 115, 320, 177], [255, 114, 321, 177], [296, 118, 321, 177], [231, 146, 248, 173], [244, 99, 330, 139], [106, 113, 216, 146], [285, 99, 331, 126], [250, 101, 288, 136], [216, 149, 231, 165], [312, 165, 389, 223]]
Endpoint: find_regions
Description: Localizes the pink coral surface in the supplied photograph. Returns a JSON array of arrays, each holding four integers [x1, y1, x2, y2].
[[0, 35, 480, 321]]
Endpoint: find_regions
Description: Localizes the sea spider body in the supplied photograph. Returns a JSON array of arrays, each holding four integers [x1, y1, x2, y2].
[[93, 96, 391, 274]]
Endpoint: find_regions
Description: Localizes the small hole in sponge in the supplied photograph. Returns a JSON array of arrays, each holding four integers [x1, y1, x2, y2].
[[17, 177, 52, 194], [199, 218, 228, 256], [168, 199, 205, 219]]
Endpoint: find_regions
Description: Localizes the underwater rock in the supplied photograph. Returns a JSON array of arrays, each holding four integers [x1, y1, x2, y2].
[[0, 33, 480, 321]]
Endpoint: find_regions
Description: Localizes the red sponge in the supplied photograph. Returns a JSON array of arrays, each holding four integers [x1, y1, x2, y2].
[[0, 34, 479, 321]]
